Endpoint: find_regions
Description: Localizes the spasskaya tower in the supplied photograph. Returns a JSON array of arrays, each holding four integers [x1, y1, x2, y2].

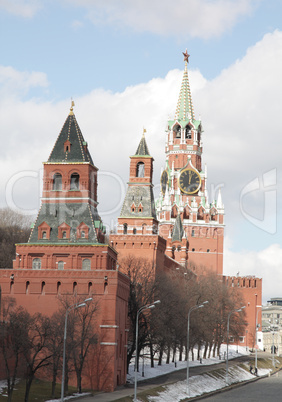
[[156, 51, 224, 275]]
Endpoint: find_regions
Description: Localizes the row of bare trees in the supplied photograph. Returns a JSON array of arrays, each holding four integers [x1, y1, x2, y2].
[[0, 294, 99, 402], [120, 256, 247, 372]]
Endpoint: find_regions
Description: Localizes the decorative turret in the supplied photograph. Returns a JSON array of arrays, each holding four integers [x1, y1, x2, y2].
[[119, 130, 157, 226], [171, 214, 184, 243]]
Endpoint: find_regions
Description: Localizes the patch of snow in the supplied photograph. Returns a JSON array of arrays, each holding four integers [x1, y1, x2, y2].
[[46, 393, 91, 402], [127, 345, 249, 384], [147, 365, 269, 401]]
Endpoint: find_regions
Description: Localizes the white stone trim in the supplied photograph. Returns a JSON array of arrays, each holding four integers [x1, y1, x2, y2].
[[100, 342, 117, 346]]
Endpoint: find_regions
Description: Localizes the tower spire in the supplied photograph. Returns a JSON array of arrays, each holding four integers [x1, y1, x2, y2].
[[174, 50, 195, 122]]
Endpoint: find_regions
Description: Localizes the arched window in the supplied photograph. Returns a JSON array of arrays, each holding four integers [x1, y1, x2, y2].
[[81, 230, 85, 238], [62, 231, 67, 239], [142, 224, 146, 234], [58, 261, 64, 270], [123, 224, 127, 235], [185, 125, 192, 139], [53, 173, 62, 191], [133, 228, 137, 234], [32, 258, 41, 270], [41, 281, 45, 295], [57, 281, 61, 295], [173, 124, 181, 138], [88, 282, 92, 295], [82, 259, 91, 271], [136, 162, 145, 178], [42, 231, 47, 239], [70, 173, 80, 190], [73, 282, 77, 295], [26, 281, 30, 294]]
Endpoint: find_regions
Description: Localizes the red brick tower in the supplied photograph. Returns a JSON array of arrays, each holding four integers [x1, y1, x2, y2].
[[156, 52, 224, 275], [110, 133, 169, 272], [0, 104, 130, 391]]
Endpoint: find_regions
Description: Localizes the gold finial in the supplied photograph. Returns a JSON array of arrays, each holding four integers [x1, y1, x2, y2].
[[69, 99, 75, 115], [143, 127, 146, 137]]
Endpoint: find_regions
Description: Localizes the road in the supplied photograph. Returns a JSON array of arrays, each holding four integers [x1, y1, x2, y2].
[[202, 369, 282, 401], [75, 355, 251, 401]]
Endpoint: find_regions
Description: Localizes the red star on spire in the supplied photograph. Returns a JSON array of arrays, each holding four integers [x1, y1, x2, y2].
[[182, 49, 190, 63]]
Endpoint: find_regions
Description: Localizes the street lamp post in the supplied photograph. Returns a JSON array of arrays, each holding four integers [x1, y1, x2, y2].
[[134, 300, 160, 402], [61, 298, 92, 402], [255, 305, 262, 371], [226, 306, 245, 386], [186, 301, 209, 396]]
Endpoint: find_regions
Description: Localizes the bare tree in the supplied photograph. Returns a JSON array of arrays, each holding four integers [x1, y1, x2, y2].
[[46, 311, 65, 398], [58, 294, 99, 394], [0, 297, 29, 402], [0, 207, 31, 268], [119, 255, 157, 372], [22, 313, 52, 402]]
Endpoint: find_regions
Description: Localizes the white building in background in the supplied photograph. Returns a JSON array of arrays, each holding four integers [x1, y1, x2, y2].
[[262, 298, 282, 356]]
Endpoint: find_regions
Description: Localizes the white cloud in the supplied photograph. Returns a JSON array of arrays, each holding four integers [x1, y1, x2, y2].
[[0, 66, 49, 98], [1, 30, 282, 301], [0, 0, 41, 17], [195, 30, 282, 234], [66, 0, 255, 39]]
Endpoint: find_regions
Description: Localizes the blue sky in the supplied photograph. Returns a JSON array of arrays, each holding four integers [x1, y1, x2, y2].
[[1, 0, 282, 301]]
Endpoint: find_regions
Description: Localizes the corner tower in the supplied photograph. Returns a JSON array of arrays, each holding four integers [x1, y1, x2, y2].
[[156, 51, 224, 275], [14, 104, 113, 271]]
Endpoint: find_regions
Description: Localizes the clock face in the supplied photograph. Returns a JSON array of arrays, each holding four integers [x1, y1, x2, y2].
[[161, 170, 168, 195], [179, 169, 201, 194]]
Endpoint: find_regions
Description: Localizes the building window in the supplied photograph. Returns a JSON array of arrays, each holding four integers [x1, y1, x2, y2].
[[123, 224, 127, 235], [191, 229, 195, 237], [32, 258, 41, 270], [88, 282, 92, 295], [62, 231, 67, 239], [42, 231, 47, 239], [26, 281, 30, 294], [173, 124, 181, 138], [70, 173, 80, 190], [185, 125, 192, 139], [81, 230, 85, 238], [82, 259, 91, 271], [58, 261, 64, 270], [142, 224, 146, 234], [57, 281, 61, 295], [133, 228, 137, 234], [73, 282, 77, 295], [41, 281, 45, 295], [53, 173, 62, 191], [136, 162, 145, 178]]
